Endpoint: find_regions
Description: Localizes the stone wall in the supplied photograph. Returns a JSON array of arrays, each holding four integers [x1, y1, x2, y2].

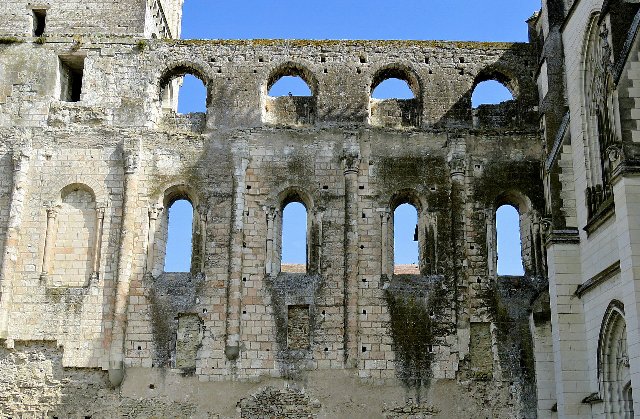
[[0, 14, 552, 418]]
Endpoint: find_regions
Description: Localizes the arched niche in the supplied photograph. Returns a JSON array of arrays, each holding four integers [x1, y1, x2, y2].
[[44, 183, 105, 287]]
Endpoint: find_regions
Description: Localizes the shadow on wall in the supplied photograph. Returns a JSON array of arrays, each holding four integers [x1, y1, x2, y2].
[[435, 47, 538, 129]]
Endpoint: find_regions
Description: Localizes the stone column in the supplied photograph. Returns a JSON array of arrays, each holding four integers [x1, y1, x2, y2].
[[316, 210, 323, 274], [40, 205, 59, 281], [109, 148, 140, 387], [0, 147, 31, 339], [199, 210, 207, 273], [265, 207, 276, 276], [90, 206, 106, 281], [380, 209, 390, 278], [145, 204, 161, 273], [343, 154, 360, 367], [486, 209, 497, 277], [531, 213, 542, 277], [225, 157, 248, 361]]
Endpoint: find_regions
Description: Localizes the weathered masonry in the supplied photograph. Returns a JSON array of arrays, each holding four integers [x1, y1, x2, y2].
[[0, 0, 639, 418]]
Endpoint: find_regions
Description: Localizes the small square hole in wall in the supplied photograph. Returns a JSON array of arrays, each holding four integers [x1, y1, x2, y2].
[[321, 56, 326, 63], [356, 68, 362, 74], [58, 55, 85, 102], [360, 56, 367, 63], [32, 9, 47, 36], [425, 57, 430, 64], [258, 57, 264, 63], [459, 57, 465, 63]]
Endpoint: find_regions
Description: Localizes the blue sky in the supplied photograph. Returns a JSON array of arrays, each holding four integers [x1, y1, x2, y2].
[[164, 0, 537, 274]]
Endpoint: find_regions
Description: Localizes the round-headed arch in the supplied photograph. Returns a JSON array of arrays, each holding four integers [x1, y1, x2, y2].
[[59, 183, 97, 202], [49, 180, 106, 207], [494, 189, 532, 215], [158, 60, 212, 105], [371, 63, 422, 99], [389, 189, 426, 213], [472, 66, 520, 101], [266, 62, 319, 97], [277, 186, 314, 211], [159, 183, 200, 210]]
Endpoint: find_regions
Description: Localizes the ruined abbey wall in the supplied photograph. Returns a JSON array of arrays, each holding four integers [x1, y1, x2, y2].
[[0, 2, 561, 417]]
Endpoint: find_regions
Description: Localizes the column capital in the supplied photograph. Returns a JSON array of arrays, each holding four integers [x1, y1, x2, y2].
[[124, 150, 139, 174], [12, 148, 31, 172], [342, 155, 360, 175], [45, 205, 60, 219], [148, 203, 163, 220]]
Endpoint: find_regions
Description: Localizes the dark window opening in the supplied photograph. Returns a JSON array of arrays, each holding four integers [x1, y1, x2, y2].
[[164, 199, 194, 272], [496, 205, 524, 276], [33, 9, 46, 36], [394, 203, 419, 274], [59, 56, 84, 102]]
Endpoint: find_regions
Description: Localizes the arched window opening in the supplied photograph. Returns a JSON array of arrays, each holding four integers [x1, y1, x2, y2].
[[372, 78, 415, 100], [471, 79, 516, 128], [393, 203, 419, 274], [472, 80, 514, 107], [281, 202, 308, 273], [264, 64, 317, 126], [496, 205, 524, 276], [599, 303, 633, 418], [176, 74, 207, 114], [164, 199, 194, 272], [369, 66, 421, 128], [158, 66, 209, 132], [268, 76, 312, 97]]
